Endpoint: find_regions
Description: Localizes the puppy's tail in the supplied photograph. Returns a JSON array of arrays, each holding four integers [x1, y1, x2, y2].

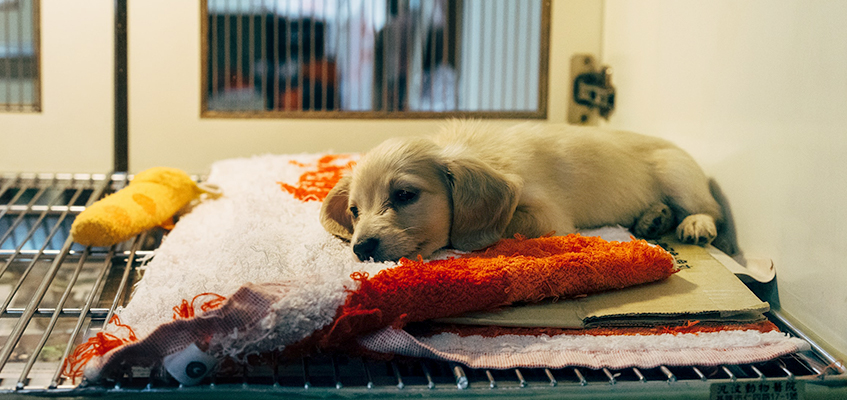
[[708, 178, 742, 259]]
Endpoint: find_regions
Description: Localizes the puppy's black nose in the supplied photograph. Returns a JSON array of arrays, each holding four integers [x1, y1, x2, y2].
[[353, 237, 380, 261]]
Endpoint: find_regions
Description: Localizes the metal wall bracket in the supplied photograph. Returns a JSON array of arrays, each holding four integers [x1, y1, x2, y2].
[[567, 54, 615, 125]]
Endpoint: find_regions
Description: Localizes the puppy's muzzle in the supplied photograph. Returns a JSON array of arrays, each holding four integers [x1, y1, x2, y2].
[[353, 237, 380, 261]]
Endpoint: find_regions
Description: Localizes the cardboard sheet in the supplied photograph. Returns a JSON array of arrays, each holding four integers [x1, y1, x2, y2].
[[436, 235, 770, 328]]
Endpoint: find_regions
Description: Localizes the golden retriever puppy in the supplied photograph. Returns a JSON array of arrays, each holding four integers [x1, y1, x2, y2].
[[321, 120, 722, 262]]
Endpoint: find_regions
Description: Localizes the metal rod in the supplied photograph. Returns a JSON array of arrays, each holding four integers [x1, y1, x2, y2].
[[633, 367, 646, 383], [721, 366, 736, 381], [223, 0, 231, 92], [573, 368, 586, 386], [17, 247, 92, 389], [515, 368, 527, 387], [362, 359, 374, 389], [248, 0, 255, 91], [211, 0, 219, 100], [660, 366, 677, 382], [2, 307, 110, 319], [236, 0, 243, 90], [603, 368, 616, 385], [451, 363, 467, 389], [769, 310, 846, 374], [4, 2, 11, 110], [331, 355, 342, 389], [302, 356, 311, 389], [485, 370, 496, 388], [544, 368, 557, 386], [692, 366, 707, 381], [750, 365, 765, 380], [391, 361, 405, 389], [16, 0, 25, 110], [114, 0, 128, 172], [420, 361, 435, 389]]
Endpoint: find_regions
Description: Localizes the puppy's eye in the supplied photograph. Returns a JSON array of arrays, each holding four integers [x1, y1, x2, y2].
[[349, 206, 359, 219], [393, 190, 417, 204]]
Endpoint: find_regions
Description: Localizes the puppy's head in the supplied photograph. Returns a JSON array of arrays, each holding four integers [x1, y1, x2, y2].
[[321, 137, 522, 262]]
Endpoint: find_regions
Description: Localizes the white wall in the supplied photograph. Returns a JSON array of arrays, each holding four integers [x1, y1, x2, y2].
[[0, 0, 113, 173], [603, 0, 847, 359]]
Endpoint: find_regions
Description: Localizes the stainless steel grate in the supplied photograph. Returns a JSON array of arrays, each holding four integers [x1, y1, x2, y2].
[[1, 172, 844, 398]]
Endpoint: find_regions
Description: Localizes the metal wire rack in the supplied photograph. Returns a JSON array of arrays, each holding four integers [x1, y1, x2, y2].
[[0, 172, 845, 399]]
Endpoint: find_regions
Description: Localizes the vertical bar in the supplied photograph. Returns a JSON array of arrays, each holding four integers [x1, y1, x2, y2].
[[210, 0, 219, 102], [236, 0, 243, 91], [495, 0, 506, 111], [334, 0, 342, 111], [331, 355, 342, 389], [31, 0, 41, 110], [362, 359, 374, 389], [259, 0, 266, 109], [515, 0, 527, 109], [505, 0, 517, 110], [297, 0, 305, 110], [420, 361, 435, 389], [248, 0, 255, 91], [692, 366, 707, 381], [662, 366, 678, 382], [302, 357, 311, 389], [514, 368, 527, 388], [223, 0, 231, 91], [309, 0, 316, 111], [450, 363, 467, 389], [633, 367, 647, 382], [443, 0, 453, 111], [4, 3, 10, 110], [321, 0, 329, 111], [391, 361, 405, 389], [17, 0, 25, 110], [115, 0, 129, 172], [429, 2, 437, 111], [485, 370, 496, 388], [274, 0, 281, 110], [380, 0, 388, 111], [544, 368, 557, 387], [573, 368, 586, 386], [478, 0, 487, 110], [602, 368, 616, 385]]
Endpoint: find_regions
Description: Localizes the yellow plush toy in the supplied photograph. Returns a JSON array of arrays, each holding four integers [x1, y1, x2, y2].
[[71, 167, 213, 247]]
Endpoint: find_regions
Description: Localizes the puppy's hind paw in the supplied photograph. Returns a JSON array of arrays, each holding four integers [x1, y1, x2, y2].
[[633, 203, 674, 239], [676, 214, 717, 246]]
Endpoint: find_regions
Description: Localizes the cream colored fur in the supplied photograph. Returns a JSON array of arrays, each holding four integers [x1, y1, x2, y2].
[[321, 120, 722, 262]]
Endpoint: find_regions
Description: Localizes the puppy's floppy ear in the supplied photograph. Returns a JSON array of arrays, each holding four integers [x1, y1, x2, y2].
[[445, 156, 522, 251], [320, 175, 354, 240]]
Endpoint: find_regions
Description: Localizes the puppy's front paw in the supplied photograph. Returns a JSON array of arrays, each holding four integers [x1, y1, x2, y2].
[[633, 203, 673, 239], [676, 214, 717, 245]]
